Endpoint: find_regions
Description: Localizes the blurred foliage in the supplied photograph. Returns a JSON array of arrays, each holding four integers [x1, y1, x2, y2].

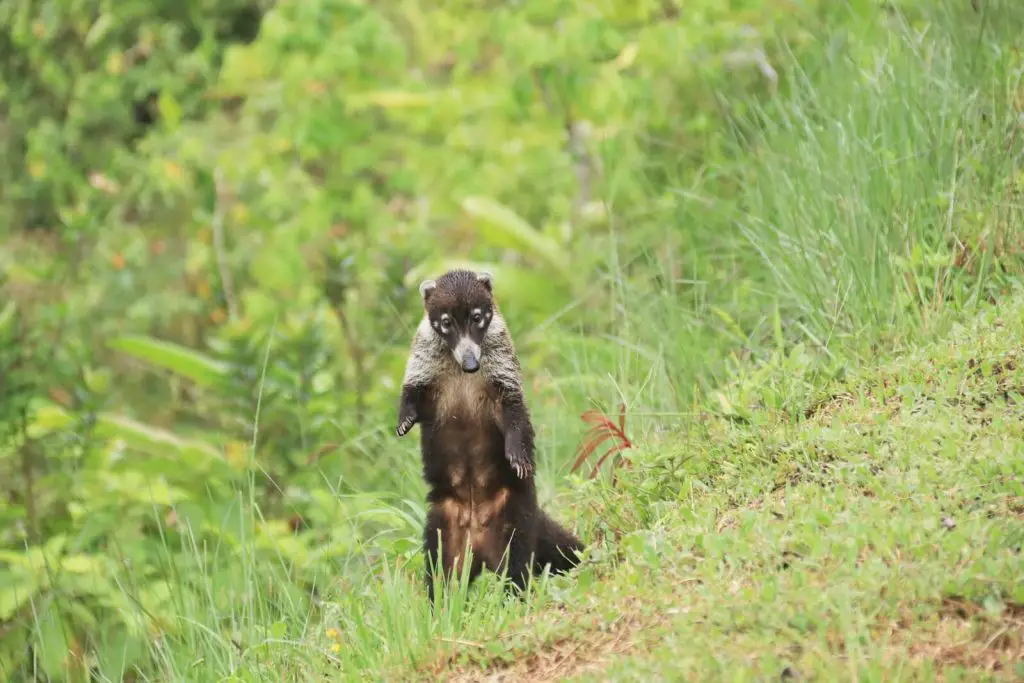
[[3, 0, 1018, 679]]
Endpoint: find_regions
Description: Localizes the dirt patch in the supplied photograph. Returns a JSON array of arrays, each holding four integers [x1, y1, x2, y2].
[[445, 612, 647, 683], [1005, 496, 1024, 519], [880, 596, 1024, 678], [426, 592, 685, 683], [804, 392, 855, 419], [716, 487, 791, 532], [953, 351, 1024, 413]]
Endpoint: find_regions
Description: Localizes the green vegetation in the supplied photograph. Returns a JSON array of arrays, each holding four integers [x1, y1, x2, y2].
[[430, 281, 1024, 683], [1, 0, 1022, 680]]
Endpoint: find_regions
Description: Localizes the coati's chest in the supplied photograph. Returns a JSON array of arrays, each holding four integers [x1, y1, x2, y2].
[[433, 370, 501, 424], [428, 370, 506, 498]]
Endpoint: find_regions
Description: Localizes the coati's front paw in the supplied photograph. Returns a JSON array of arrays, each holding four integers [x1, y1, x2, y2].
[[396, 407, 418, 437], [396, 416, 417, 437], [505, 437, 534, 479]]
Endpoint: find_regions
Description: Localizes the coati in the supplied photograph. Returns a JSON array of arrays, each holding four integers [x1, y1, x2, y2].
[[395, 269, 584, 602]]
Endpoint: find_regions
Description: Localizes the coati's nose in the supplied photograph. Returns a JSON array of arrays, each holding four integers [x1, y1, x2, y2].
[[461, 350, 480, 373]]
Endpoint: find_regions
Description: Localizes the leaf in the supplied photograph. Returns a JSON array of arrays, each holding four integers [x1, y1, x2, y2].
[[60, 554, 106, 575], [93, 414, 225, 469], [28, 405, 225, 470], [36, 602, 71, 681], [95, 626, 143, 681], [346, 91, 433, 111], [0, 572, 40, 620], [157, 92, 183, 129], [108, 335, 228, 387], [460, 197, 572, 279], [570, 429, 612, 473], [84, 14, 115, 47], [0, 618, 30, 673], [0, 534, 67, 572], [610, 42, 639, 70], [269, 620, 288, 639], [710, 306, 746, 343], [0, 301, 15, 332]]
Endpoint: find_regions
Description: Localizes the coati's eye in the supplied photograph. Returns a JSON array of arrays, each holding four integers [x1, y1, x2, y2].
[[438, 314, 451, 334], [471, 309, 486, 327]]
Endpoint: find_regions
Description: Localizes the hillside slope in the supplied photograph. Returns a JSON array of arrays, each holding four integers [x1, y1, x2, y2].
[[412, 292, 1024, 682]]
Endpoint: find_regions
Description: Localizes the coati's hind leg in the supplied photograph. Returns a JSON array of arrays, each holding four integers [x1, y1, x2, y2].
[[423, 506, 445, 604], [488, 498, 539, 597], [423, 500, 482, 604], [532, 510, 585, 576], [469, 488, 533, 597]]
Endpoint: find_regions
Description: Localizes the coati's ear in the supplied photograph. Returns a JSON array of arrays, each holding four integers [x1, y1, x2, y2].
[[418, 279, 437, 302], [475, 271, 493, 292]]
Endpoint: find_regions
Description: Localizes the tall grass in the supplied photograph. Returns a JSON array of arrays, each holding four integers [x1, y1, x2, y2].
[[564, 0, 1024, 434], [37, 2, 1024, 681], [736, 3, 1024, 349]]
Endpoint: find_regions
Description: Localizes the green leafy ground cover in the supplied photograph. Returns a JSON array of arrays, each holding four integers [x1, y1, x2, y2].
[[419, 291, 1024, 682], [2, 0, 1024, 680], [79, 272, 1022, 683]]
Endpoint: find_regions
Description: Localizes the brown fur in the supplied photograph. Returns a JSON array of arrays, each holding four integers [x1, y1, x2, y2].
[[434, 487, 512, 579], [396, 269, 585, 603]]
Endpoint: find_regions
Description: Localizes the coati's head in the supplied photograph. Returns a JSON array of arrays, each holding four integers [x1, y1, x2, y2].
[[418, 269, 497, 374]]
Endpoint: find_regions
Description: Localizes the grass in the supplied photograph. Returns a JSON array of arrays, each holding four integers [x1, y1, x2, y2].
[[559, 0, 1024, 429], [144, 274, 1024, 683], [9, 1, 1024, 681], [736, 1, 1024, 347], [423, 292, 1024, 682]]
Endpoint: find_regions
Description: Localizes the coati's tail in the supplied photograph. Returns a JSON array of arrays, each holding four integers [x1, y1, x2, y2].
[[532, 510, 585, 575]]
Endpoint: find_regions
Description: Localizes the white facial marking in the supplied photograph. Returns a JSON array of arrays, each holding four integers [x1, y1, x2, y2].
[[471, 307, 486, 329]]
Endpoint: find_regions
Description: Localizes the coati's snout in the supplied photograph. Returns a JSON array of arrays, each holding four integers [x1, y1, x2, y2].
[[454, 336, 481, 373], [417, 269, 496, 373]]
